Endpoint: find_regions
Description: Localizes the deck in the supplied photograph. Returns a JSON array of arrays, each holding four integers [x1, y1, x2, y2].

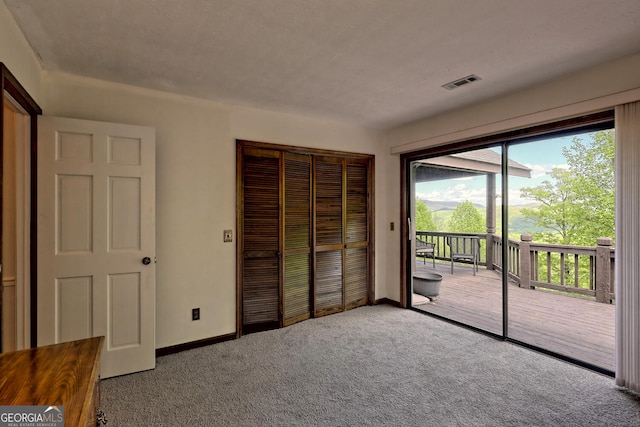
[[411, 261, 615, 372]]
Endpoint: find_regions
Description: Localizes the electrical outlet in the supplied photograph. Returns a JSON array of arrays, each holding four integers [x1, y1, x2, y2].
[[192, 308, 200, 321], [223, 229, 233, 242]]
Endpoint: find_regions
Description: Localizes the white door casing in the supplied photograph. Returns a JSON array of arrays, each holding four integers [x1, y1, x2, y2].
[[3, 96, 32, 353], [37, 116, 155, 378]]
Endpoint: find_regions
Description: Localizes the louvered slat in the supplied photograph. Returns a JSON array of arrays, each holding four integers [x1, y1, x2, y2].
[[243, 257, 279, 324], [244, 156, 279, 252], [285, 155, 311, 250], [315, 157, 344, 317], [315, 250, 344, 316], [345, 161, 369, 309], [284, 254, 311, 325], [315, 158, 343, 245], [346, 162, 368, 243], [284, 154, 311, 325], [345, 247, 368, 309], [242, 153, 280, 327]]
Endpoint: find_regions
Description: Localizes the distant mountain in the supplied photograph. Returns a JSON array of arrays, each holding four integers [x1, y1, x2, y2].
[[419, 199, 484, 211], [422, 200, 549, 235], [420, 199, 540, 212]]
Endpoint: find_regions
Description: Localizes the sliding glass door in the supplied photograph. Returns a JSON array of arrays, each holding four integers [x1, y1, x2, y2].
[[409, 146, 504, 336], [507, 130, 615, 372], [406, 118, 616, 373]]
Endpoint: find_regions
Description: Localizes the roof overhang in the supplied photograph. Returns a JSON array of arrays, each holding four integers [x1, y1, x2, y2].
[[414, 148, 531, 182]]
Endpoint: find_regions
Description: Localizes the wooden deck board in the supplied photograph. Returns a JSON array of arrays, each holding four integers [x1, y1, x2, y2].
[[411, 262, 615, 371]]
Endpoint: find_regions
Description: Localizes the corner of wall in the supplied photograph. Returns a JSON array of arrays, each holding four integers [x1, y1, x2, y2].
[[0, 2, 43, 103]]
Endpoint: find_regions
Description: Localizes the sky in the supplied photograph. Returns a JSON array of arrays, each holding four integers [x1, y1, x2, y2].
[[415, 131, 595, 207]]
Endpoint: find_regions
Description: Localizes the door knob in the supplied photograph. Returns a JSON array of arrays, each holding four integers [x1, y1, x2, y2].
[[142, 257, 152, 265]]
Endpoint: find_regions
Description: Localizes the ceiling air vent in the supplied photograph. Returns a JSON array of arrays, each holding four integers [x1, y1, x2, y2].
[[442, 74, 481, 90]]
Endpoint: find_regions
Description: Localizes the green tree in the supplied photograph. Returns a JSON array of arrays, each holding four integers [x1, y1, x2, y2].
[[520, 129, 615, 246], [562, 129, 615, 245], [520, 168, 578, 244], [447, 201, 484, 233], [415, 200, 436, 232]]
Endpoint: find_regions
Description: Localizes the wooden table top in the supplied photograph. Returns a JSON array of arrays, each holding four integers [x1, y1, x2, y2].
[[0, 337, 104, 425]]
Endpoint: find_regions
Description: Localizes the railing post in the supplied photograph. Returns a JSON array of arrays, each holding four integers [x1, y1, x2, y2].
[[519, 233, 533, 289], [595, 237, 613, 303], [485, 233, 495, 270]]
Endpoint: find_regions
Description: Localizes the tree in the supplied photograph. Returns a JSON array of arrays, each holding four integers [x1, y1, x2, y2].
[[447, 201, 485, 233], [520, 168, 578, 244], [520, 130, 615, 246], [415, 200, 436, 232], [562, 129, 615, 245]]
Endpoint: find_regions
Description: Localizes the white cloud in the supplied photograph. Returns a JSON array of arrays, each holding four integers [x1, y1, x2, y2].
[[416, 191, 441, 200], [523, 163, 568, 178], [441, 184, 487, 206]]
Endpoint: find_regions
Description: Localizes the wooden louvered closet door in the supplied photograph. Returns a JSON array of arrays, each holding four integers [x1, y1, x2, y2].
[[345, 159, 369, 309], [240, 148, 281, 333], [314, 156, 345, 317], [283, 153, 312, 326], [238, 140, 373, 335]]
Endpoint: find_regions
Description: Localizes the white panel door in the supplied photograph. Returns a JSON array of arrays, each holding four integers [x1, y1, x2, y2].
[[37, 116, 155, 378]]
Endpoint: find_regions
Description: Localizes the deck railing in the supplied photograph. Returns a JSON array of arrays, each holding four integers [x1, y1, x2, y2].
[[416, 231, 487, 266], [416, 231, 615, 304]]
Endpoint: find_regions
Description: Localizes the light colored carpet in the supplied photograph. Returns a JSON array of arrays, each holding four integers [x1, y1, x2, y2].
[[101, 305, 640, 426]]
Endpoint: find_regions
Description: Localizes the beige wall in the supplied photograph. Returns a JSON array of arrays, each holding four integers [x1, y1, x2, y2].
[[41, 71, 388, 348]]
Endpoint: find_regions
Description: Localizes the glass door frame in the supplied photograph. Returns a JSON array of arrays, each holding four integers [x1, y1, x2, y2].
[[399, 110, 615, 375]]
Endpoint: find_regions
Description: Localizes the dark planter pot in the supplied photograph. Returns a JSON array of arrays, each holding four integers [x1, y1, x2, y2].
[[413, 272, 443, 298]]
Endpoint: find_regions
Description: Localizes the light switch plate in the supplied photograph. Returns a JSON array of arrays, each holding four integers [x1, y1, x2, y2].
[[223, 229, 233, 242]]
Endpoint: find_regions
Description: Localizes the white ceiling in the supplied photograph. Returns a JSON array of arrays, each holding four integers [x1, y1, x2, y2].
[[5, 0, 640, 129]]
